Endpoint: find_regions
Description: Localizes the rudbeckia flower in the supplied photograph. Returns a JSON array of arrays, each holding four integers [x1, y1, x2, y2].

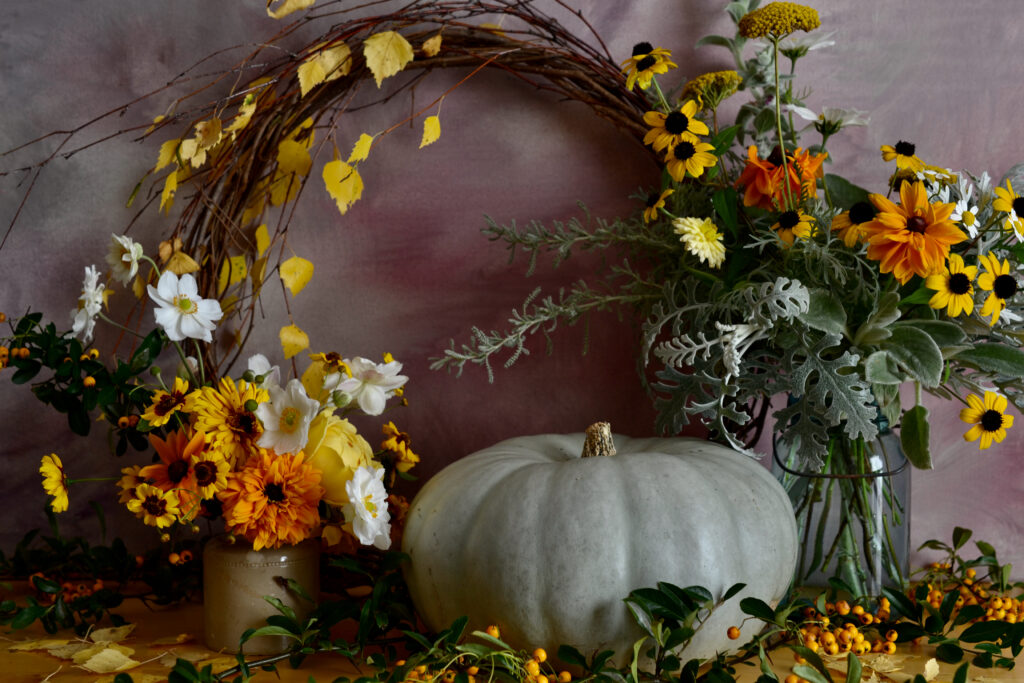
[[642, 189, 673, 224], [960, 390, 1014, 450], [830, 201, 876, 247], [642, 100, 709, 152], [771, 210, 814, 246], [142, 376, 190, 428], [993, 180, 1024, 238], [664, 140, 717, 182], [39, 454, 69, 513], [126, 483, 182, 528], [925, 253, 977, 317], [880, 140, 925, 173], [620, 43, 676, 91], [977, 252, 1019, 326]]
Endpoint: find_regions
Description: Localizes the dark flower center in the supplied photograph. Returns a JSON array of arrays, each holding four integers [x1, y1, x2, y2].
[[264, 482, 286, 503], [200, 497, 223, 519], [674, 141, 696, 160], [194, 461, 217, 486], [645, 192, 661, 208], [1013, 197, 1024, 215], [229, 411, 260, 437], [632, 42, 654, 57], [948, 273, 972, 295], [994, 274, 1018, 299], [849, 201, 877, 224], [155, 393, 182, 416], [778, 211, 800, 229], [894, 140, 916, 156], [664, 111, 690, 135], [906, 215, 928, 233], [143, 496, 167, 517], [981, 409, 1004, 432], [167, 459, 190, 484], [767, 146, 784, 167], [636, 55, 657, 72]]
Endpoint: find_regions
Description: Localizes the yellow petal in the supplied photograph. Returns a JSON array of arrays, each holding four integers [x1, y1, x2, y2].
[[421, 33, 443, 57], [348, 133, 374, 163], [266, 0, 314, 19], [164, 251, 200, 275], [255, 223, 270, 258], [280, 255, 314, 296], [363, 31, 414, 88], [322, 159, 364, 215], [159, 171, 178, 214], [280, 324, 310, 359], [419, 115, 441, 149]]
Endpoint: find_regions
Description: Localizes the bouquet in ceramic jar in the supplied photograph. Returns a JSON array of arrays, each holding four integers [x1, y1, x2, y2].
[[435, 0, 1024, 596], [5, 236, 418, 557]]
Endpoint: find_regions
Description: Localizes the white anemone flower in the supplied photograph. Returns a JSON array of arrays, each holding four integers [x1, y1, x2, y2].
[[105, 233, 144, 285], [256, 378, 320, 454], [70, 265, 105, 343], [248, 353, 281, 389], [777, 30, 836, 57], [785, 105, 869, 134], [336, 356, 408, 416], [147, 271, 223, 342], [343, 466, 391, 549]]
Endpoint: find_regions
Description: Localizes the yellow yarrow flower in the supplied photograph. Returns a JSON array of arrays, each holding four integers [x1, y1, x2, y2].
[[737, 2, 821, 39], [681, 70, 742, 111], [40, 454, 69, 513]]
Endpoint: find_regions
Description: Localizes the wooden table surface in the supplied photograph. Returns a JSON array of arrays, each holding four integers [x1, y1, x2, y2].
[[3, 588, 1023, 683]]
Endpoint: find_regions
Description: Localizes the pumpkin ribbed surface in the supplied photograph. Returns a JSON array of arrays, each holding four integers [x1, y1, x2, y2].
[[402, 433, 798, 663]]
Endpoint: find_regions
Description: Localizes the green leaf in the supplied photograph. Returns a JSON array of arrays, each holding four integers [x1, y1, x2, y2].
[[739, 596, 775, 622], [937, 642, 964, 663], [865, 351, 903, 385], [68, 405, 91, 436], [792, 664, 830, 683], [556, 645, 589, 670], [712, 188, 740, 236], [882, 325, 943, 387], [31, 575, 61, 594], [952, 526, 973, 550], [893, 320, 966, 348], [847, 652, 862, 683], [951, 343, 1024, 377], [695, 35, 734, 49], [960, 620, 1009, 643], [823, 173, 870, 209], [799, 289, 847, 335], [900, 284, 933, 306], [10, 361, 42, 384], [722, 582, 746, 602], [953, 661, 970, 683], [883, 586, 919, 620], [244, 625, 299, 640], [900, 404, 932, 469]]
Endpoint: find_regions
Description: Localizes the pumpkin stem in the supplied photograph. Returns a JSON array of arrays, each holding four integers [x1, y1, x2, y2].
[[581, 422, 616, 458]]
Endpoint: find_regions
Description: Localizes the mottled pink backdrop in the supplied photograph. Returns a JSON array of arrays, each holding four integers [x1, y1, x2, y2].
[[1, 1, 1022, 575]]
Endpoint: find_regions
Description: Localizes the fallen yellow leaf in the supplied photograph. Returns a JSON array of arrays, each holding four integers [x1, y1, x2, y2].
[[148, 632, 195, 645], [348, 133, 374, 163], [8, 638, 72, 651], [89, 623, 136, 642], [421, 33, 443, 57], [363, 31, 414, 88], [251, 255, 268, 292], [420, 115, 441, 148], [280, 324, 310, 359], [322, 159, 364, 215], [280, 255, 314, 296], [79, 645, 140, 673], [266, 0, 314, 19], [72, 641, 134, 665]]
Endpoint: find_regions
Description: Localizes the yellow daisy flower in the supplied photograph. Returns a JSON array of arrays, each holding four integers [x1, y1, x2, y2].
[[992, 180, 1024, 236], [620, 43, 676, 91], [185, 377, 268, 465], [737, 2, 821, 39], [142, 376, 189, 428], [642, 100, 709, 152], [126, 482, 181, 528], [830, 201, 877, 247], [116, 465, 148, 505], [664, 140, 717, 182], [192, 451, 231, 499], [976, 252, 1019, 326], [39, 454, 69, 513], [960, 391, 1014, 450], [381, 421, 420, 473], [772, 210, 814, 246], [880, 141, 925, 173], [925, 253, 977, 317], [642, 189, 674, 224]]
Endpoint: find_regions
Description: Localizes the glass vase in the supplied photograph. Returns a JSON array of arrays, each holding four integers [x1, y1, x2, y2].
[[202, 535, 320, 655], [773, 426, 911, 600]]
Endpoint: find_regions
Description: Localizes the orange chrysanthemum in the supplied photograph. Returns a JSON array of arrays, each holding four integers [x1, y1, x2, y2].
[[735, 145, 826, 210], [141, 429, 207, 520], [861, 181, 966, 284], [219, 450, 323, 550]]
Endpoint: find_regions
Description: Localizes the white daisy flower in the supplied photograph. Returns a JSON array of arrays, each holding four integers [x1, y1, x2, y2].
[[951, 197, 981, 238], [105, 233, 144, 285], [336, 356, 408, 416], [343, 465, 391, 549], [256, 378, 320, 454], [147, 271, 223, 342], [70, 265, 105, 343]]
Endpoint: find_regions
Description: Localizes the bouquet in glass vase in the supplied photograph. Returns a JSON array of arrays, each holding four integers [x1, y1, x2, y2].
[[434, 0, 1024, 598]]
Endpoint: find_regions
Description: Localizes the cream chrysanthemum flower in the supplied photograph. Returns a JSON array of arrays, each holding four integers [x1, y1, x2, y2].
[[672, 217, 726, 268]]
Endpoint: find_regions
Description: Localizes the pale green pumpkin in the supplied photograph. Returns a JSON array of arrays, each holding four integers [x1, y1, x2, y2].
[[402, 424, 799, 663]]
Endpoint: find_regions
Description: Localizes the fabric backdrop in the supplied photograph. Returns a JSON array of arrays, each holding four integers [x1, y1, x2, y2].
[[1, 0, 1022, 574]]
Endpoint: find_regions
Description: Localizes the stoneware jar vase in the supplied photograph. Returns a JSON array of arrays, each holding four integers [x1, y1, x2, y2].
[[203, 535, 320, 655]]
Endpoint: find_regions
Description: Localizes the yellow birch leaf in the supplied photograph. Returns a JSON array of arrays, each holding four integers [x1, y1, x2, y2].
[[299, 42, 352, 96], [322, 159, 364, 215], [156, 139, 181, 172], [194, 118, 222, 149], [72, 641, 134, 665], [280, 324, 310, 359], [420, 115, 441, 148], [348, 133, 374, 163], [46, 641, 92, 659], [251, 256, 268, 291], [160, 171, 178, 213], [421, 33, 443, 57], [297, 59, 327, 98], [280, 255, 314, 296], [159, 237, 183, 264], [90, 624, 136, 643], [255, 223, 270, 257], [220, 295, 239, 316], [286, 117, 315, 149], [363, 31, 414, 88], [145, 114, 166, 135], [479, 22, 506, 35], [79, 646, 140, 673], [277, 138, 312, 177], [8, 638, 72, 651], [267, 0, 314, 19], [165, 251, 200, 275], [269, 172, 301, 207], [217, 255, 248, 295]]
